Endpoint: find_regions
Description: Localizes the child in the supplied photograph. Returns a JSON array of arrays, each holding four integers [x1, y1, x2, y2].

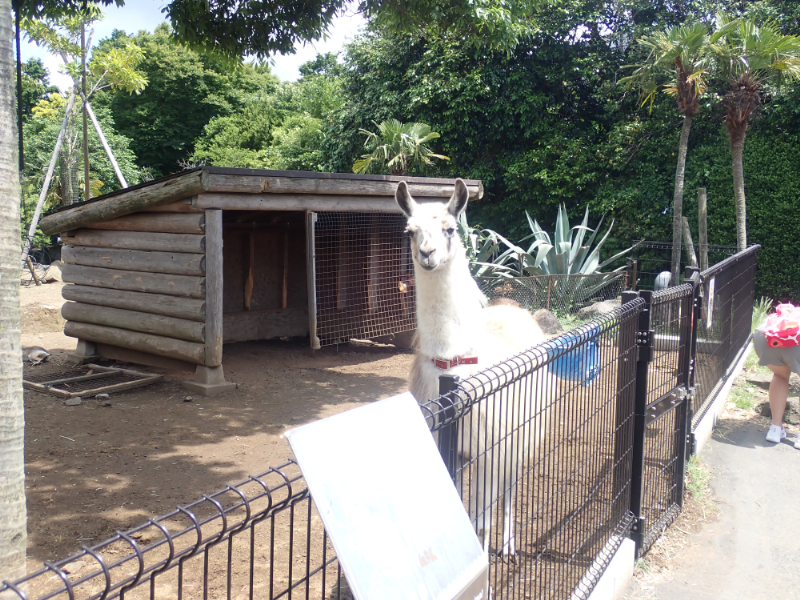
[[753, 303, 800, 447]]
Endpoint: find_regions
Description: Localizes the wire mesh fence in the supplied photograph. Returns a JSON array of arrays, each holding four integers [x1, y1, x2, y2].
[[314, 212, 416, 346], [420, 300, 644, 599], [2, 247, 761, 600], [631, 242, 737, 291], [691, 246, 759, 426], [477, 273, 628, 318]]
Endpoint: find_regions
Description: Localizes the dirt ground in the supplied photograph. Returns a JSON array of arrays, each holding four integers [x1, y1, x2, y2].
[[20, 281, 413, 569]]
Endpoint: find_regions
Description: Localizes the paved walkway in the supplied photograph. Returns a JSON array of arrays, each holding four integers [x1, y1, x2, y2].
[[626, 419, 800, 599]]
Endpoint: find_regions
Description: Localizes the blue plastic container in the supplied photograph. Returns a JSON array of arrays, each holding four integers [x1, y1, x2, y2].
[[547, 325, 601, 386]]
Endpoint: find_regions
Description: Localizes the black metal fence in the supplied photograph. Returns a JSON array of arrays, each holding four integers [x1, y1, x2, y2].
[[630, 241, 737, 291], [2, 247, 760, 600]]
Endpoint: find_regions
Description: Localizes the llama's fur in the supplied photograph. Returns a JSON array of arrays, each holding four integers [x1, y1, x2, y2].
[[397, 179, 550, 556]]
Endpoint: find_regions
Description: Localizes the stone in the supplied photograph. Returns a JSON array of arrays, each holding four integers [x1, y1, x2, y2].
[[96, 393, 109, 399], [533, 309, 564, 335], [577, 298, 622, 319], [184, 396, 194, 402], [43, 263, 62, 283], [757, 398, 800, 425], [65, 397, 82, 406], [747, 372, 800, 396], [62, 560, 86, 574]]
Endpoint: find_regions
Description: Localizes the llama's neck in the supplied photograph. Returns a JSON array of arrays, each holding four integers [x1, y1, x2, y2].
[[413, 253, 486, 359]]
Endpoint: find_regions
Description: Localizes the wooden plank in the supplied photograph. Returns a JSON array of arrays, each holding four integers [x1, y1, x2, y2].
[[193, 193, 476, 213], [61, 230, 205, 254], [83, 212, 205, 234], [244, 232, 254, 310], [39, 170, 206, 235], [62, 301, 205, 343], [61, 264, 206, 299], [223, 307, 308, 343], [204, 173, 483, 199], [62, 246, 206, 276], [146, 198, 203, 213], [64, 321, 205, 364], [94, 344, 196, 372], [698, 188, 708, 272], [282, 230, 289, 309], [204, 209, 224, 366], [62, 284, 205, 321], [35, 371, 116, 386], [22, 381, 71, 398]]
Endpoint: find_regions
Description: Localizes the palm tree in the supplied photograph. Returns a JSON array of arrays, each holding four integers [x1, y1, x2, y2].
[[352, 119, 449, 176], [0, 0, 27, 584], [621, 23, 711, 285], [710, 16, 800, 251]]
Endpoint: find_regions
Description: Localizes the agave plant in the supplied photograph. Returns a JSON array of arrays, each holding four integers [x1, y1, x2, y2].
[[456, 212, 516, 278]]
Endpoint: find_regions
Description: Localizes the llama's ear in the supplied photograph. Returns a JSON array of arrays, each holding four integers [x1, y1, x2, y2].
[[446, 179, 469, 217], [395, 181, 417, 217]]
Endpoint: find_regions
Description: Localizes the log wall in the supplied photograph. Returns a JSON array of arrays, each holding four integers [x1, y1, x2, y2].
[[61, 210, 213, 366]]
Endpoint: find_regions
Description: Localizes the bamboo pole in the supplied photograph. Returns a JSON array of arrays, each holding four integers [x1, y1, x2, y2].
[[682, 216, 698, 268], [79, 90, 128, 188], [82, 22, 90, 201], [21, 87, 77, 266]]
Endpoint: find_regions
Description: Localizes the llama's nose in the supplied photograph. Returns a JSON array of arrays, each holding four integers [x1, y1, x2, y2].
[[419, 248, 435, 263]]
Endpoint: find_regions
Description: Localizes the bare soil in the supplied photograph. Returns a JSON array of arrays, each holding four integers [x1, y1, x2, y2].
[[20, 281, 413, 571]]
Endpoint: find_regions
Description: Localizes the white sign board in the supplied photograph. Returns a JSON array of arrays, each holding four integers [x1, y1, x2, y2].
[[285, 393, 488, 600]]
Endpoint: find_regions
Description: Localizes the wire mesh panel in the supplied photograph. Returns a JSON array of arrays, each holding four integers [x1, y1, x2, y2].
[[646, 285, 693, 404], [314, 212, 416, 346], [478, 273, 628, 318], [692, 246, 759, 425], [421, 300, 643, 600]]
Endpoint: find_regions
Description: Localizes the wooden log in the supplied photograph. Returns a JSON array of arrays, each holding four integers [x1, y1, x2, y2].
[[682, 217, 698, 268], [62, 284, 205, 321], [223, 307, 308, 343], [194, 193, 475, 213], [95, 343, 196, 372], [141, 198, 203, 213], [244, 232, 254, 310], [61, 230, 205, 254], [306, 211, 321, 350], [64, 321, 205, 364], [204, 209, 224, 366], [62, 246, 205, 276], [62, 301, 205, 343], [39, 170, 206, 235], [84, 212, 205, 234], [61, 264, 206, 298], [204, 172, 483, 199], [698, 188, 708, 272], [282, 229, 289, 309]]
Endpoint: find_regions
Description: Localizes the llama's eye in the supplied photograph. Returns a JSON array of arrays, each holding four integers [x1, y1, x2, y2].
[[406, 230, 415, 238], [445, 227, 455, 236]]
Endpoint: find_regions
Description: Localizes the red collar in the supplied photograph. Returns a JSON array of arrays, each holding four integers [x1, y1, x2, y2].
[[431, 356, 478, 370]]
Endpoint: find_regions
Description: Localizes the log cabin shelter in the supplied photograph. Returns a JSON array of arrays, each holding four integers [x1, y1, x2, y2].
[[38, 167, 484, 395]]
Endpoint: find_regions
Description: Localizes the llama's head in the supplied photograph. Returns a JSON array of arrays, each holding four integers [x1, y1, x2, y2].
[[395, 178, 469, 272]]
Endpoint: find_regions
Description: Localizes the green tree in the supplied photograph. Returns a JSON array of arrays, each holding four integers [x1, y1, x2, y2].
[[352, 119, 449, 176], [710, 15, 800, 250], [620, 23, 712, 284], [95, 24, 277, 175], [18, 57, 57, 119]]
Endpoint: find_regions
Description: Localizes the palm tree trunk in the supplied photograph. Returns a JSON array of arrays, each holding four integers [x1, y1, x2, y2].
[[731, 132, 748, 251], [15, 4, 23, 174], [0, 0, 27, 585], [670, 114, 693, 285]]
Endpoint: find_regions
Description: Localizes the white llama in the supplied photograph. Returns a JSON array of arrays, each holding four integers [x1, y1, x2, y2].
[[396, 179, 550, 556]]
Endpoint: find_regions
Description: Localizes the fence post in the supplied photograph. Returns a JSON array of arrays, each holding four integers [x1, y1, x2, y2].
[[437, 375, 460, 485], [626, 289, 653, 555], [615, 292, 640, 516]]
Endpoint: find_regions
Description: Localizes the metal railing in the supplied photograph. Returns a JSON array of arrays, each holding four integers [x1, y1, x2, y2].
[[2, 247, 761, 600]]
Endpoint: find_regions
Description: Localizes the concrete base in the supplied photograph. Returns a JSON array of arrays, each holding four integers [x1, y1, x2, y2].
[[68, 339, 99, 364], [693, 341, 752, 456], [182, 365, 236, 396], [570, 537, 635, 600]]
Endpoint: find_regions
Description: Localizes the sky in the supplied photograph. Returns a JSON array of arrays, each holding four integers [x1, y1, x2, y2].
[[20, 0, 367, 90]]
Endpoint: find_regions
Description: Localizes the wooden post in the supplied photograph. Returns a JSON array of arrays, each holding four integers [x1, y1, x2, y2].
[[81, 22, 90, 202], [282, 227, 289, 309], [682, 217, 698, 268], [244, 232, 254, 310], [698, 188, 708, 272], [204, 209, 224, 366], [26, 257, 41, 286], [307, 211, 321, 350]]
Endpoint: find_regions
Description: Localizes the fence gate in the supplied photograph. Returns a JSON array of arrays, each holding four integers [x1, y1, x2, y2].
[[623, 281, 696, 556]]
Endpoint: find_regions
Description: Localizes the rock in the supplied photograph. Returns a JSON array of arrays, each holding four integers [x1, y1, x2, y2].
[[577, 298, 621, 319], [184, 396, 193, 402], [64, 397, 82, 406], [747, 372, 800, 396], [757, 399, 800, 425], [96, 393, 109, 399], [533, 309, 564, 335], [43, 263, 62, 283], [62, 560, 86, 574], [103, 401, 112, 407]]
